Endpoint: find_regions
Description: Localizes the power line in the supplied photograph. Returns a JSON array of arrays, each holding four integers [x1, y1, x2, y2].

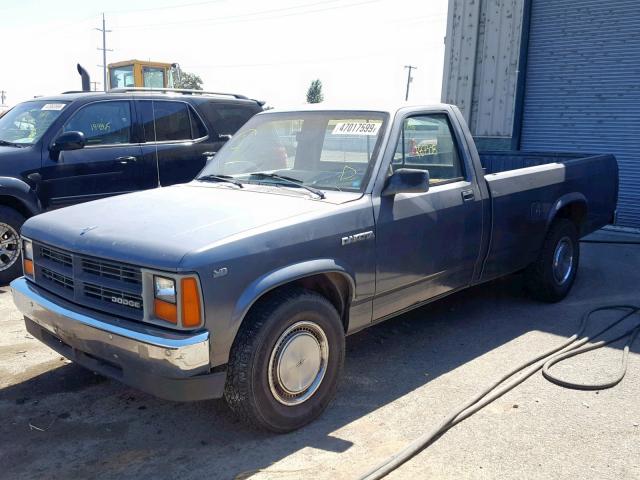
[[105, 0, 225, 14], [404, 65, 417, 101], [114, 0, 382, 30], [95, 13, 113, 92]]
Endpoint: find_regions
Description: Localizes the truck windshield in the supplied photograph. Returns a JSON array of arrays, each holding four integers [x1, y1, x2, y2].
[[0, 100, 69, 146], [198, 111, 388, 193]]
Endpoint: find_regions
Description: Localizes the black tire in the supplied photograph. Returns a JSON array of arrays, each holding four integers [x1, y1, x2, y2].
[[525, 219, 579, 302], [224, 287, 345, 433], [0, 206, 26, 285]]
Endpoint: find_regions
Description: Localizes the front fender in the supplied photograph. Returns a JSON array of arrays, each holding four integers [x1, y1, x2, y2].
[[231, 258, 356, 331], [0, 176, 41, 216]]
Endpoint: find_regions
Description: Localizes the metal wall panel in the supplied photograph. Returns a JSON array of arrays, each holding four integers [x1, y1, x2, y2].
[[521, 0, 640, 228], [442, 0, 523, 138]]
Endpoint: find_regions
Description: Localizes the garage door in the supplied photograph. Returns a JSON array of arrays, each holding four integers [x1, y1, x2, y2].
[[521, 0, 640, 229]]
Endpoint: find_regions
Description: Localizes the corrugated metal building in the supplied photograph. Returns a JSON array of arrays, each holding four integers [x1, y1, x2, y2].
[[442, 0, 640, 229]]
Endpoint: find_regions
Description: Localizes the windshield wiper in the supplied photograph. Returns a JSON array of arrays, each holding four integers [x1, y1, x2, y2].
[[197, 174, 244, 188], [0, 140, 24, 148], [248, 173, 326, 199]]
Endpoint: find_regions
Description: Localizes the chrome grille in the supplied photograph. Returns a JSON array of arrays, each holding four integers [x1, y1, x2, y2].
[[84, 283, 143, 311], [33, 242, 144, 321], [41, 267, 74, 290], [40, 246, 72, 268], [82, 258, 141, 285]]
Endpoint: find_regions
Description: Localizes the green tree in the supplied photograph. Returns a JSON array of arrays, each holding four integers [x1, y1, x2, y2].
[[306, 79, 324, 103], [174, 70, 203, 90]]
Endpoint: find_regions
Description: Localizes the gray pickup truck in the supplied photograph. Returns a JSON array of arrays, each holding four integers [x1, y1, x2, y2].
[[11, 103, 617, 432]]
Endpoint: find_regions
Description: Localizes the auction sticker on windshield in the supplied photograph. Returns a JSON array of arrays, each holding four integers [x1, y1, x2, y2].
[[41, 103, 66, 111], [332, 120, 381, 136]]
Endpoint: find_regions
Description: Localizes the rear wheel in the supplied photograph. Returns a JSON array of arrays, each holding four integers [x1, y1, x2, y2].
[[525, 219, 579, 302], [224, 287, 345, 432], [0, 206, 26, 285]]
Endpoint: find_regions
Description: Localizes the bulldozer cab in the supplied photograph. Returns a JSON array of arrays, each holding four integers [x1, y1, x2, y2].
[[108, 60, 177, 89]]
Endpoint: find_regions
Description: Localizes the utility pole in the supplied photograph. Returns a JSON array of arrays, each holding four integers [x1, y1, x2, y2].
[[0, 90, 6, 105], [404, 65, 417, 101], [95, 13, 112, 92]]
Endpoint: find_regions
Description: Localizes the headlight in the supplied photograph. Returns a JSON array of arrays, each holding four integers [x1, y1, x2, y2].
[[152, 274, 202, 328], [22, 238, 34, 278], [23, 238, 33, 260], [154, 276, 176, 303]]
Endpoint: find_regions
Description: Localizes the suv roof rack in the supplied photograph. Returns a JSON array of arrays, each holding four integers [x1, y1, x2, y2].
[[108, 87, 249, 100]]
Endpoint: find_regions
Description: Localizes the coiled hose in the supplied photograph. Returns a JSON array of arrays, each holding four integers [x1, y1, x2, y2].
[[358, 303, 640, 480]]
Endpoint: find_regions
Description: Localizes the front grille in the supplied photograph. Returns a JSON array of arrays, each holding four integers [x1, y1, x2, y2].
[[41, 267, 74, 290], [41, 246, 73, 268], [33, 242, 144, 321], [84, 283, 143, 311], [82, 258, 141, 285]]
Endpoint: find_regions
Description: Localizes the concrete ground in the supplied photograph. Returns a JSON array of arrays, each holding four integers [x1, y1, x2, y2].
[[1, 230, 639, 480]]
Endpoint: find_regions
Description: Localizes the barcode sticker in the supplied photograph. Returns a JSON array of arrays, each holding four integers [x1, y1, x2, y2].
[[332, 121, 381, 136]]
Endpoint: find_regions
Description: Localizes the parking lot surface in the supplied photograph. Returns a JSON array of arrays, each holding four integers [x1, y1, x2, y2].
[[1, 231, 639, 480]]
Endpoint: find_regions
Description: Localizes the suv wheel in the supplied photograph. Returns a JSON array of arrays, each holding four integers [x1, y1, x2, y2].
[[0, 207, 26, 285], [525, 218, 579, 302], [224, 287, 345, 432]]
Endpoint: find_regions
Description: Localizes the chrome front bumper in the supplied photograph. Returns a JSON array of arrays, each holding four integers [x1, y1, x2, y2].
[[11, 277, 224, 401]]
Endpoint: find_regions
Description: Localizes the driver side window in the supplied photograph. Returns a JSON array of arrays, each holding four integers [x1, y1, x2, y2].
[[63, 101, 132, 146], [392, 114, 464, 185]]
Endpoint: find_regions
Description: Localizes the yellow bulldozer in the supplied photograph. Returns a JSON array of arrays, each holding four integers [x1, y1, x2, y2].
[[107, 60, 181, 89]]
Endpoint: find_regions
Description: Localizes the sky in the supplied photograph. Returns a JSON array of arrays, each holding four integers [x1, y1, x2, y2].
[[0, 0, 449, 108]]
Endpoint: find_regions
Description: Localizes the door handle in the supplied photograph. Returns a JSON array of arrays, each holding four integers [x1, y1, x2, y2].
[[461, 189, 475, 202], [116, 156, 137, 164], [202, 151, 217, 157]]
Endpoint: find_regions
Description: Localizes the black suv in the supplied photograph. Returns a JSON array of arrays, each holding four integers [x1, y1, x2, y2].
[[0, 88, 263, 282]]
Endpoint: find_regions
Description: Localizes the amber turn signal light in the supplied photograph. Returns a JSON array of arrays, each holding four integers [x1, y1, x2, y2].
[[181, 277, 202, 327], [23, 259, 34, 277], [154, 298, 177, 324]]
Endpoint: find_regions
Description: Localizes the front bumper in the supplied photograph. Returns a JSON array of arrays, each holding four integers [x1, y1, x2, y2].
[[11, 277, 225, 401]]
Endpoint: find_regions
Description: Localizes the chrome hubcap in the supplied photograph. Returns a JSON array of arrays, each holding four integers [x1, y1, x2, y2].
[[552, 236, 574, 285], [0, 223, 20, 272], [268, 321, 329, 406]]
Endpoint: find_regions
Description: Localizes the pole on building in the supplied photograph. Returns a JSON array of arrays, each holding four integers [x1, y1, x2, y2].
[[404, 65, 417, 101], [95, 13, 113, 92]]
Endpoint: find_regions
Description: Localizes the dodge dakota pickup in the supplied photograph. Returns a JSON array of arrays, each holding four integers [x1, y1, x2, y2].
[[11, 103, 618, 432]]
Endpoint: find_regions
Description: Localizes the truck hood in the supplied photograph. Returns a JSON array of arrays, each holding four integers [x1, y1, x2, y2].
[[22, 183, 350, 270]]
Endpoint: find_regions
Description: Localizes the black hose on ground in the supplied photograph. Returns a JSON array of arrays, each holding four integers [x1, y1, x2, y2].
[[357, 305, 640, 480]]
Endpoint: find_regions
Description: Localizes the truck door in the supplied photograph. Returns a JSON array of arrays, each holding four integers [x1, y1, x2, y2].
[[137, 100, 220, 186], [373, 112, 483, 320], [39, 100, 153, 209]]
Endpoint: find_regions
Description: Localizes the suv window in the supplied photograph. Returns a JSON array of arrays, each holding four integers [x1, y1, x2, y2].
[[392, 114, 464, 185], [63, 101, 132, 146], [139, 100, 207, 142], [201, 102, 259, 137]]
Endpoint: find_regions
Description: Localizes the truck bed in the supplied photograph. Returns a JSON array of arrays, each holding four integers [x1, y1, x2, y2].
[[479, 151, 606, 174], [476, 151, 618, 281]]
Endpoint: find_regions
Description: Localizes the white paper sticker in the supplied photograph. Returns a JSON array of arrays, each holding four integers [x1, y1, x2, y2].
[[332, 121, 381, 136], [41, 103, 66, 111]]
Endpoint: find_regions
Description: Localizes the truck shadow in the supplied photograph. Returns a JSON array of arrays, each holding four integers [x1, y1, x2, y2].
[[0, 245, 638, 480]]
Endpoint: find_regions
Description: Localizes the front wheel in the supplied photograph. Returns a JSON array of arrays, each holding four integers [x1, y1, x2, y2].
[[224, 287, 345, 432], [525, 219, 580, 302], [0, 206, 26, 285]]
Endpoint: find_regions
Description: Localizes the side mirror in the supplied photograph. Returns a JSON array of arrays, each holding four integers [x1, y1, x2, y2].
[[382, 168, 430, 196], [51, 131, 86, 153]]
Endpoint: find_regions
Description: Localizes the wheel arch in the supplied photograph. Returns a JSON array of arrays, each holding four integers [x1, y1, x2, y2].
[[546, 193, 588, 236], [231, 259, 356, 338], [0, 177, 41, 219]]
